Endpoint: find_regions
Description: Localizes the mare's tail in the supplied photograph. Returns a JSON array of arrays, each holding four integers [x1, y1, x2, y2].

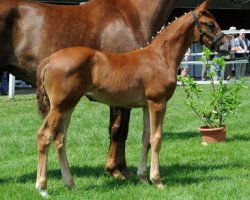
[[36, 57, 51, 118]]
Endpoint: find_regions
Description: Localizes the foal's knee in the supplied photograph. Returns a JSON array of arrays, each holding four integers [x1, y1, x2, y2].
[[150, 133, 162, 151]]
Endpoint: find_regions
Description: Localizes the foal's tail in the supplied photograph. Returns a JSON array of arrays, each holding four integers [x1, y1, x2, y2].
[[36, 57, 51, 118]]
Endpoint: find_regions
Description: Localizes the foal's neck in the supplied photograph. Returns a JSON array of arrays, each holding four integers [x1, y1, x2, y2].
[[149, 12, 195, 69], [130, 0, 176, 40]]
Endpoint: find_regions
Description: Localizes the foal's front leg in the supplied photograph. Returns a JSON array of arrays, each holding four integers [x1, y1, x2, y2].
[[148, 100, 166, 189], [137, 108, 151, 184]]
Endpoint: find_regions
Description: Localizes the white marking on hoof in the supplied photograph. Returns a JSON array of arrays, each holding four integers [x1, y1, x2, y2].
[[36, 183, 49, 198], [155, 182, 165, 189], [39, 189, 49, 198], [150, 178, 165, 189]]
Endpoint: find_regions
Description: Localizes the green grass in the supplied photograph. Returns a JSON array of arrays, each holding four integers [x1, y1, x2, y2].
[[0, 85, 250, 200]]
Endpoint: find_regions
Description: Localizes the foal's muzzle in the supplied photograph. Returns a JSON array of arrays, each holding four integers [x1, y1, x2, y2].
[[210, 32, 225, 51]]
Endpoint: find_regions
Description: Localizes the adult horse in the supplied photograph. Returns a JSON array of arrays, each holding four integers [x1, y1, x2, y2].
[[0, 0, 176, 178], [36, 0, 226, 196]]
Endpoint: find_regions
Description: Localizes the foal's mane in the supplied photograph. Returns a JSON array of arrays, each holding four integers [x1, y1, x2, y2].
[[148, 7, 215, 47], [148, 10, 192, 46]]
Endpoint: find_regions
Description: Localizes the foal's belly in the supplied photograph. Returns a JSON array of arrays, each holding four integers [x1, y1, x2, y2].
[[85, 90, 147, 108]]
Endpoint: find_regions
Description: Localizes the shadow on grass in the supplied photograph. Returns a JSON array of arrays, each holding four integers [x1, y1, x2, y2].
[[163, 131, 200, 140], [6, 162, 243, 188], [160, 163, 231, 185], [80, 163, 237, 190], [0, 178, 6, 184], [13, 165, 105, 184], [226, 134, 250, 142]]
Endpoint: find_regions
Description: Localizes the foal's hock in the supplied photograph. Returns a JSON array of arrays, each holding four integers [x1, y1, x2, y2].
[[36, 0, 225, 196]]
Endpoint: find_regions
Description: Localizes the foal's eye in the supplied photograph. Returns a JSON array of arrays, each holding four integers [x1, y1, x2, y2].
[[206, 22, 215, 31]]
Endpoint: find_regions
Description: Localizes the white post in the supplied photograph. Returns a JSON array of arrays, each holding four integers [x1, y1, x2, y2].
[[8, 74, 15, 99]]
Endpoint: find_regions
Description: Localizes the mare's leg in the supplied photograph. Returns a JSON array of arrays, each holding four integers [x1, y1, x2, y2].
[[137, 108, 151, 184], [54, 109, 75, 189], [105, 107, 131, 178], [36, 108, 64, 197], [148, 100, 166, 189]]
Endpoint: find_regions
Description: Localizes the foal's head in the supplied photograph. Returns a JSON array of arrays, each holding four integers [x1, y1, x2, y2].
[[193, 0, 226, 52]]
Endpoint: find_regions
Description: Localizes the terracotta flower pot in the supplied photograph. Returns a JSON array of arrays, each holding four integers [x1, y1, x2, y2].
[[198, 126, 226, 144]]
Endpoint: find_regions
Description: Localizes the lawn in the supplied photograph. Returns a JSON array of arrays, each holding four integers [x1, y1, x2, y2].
[[0, 85, 249, 200]]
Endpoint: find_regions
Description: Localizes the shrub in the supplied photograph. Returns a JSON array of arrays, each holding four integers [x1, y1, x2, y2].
[[178, 47, 246, 128]]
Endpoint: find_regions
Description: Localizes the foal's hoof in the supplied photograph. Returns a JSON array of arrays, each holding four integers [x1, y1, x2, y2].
[[155, 182, 165, 189], [37, 188, 49, 198], [65, 180, 76, 190], [66, 184, 76, 191], [36, 181, 49, 197], [137, 172, 149, 185], [151, 179, 165, 189], [139, 177, 149, 185]]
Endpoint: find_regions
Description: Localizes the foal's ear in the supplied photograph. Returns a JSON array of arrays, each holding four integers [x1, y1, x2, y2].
[[199, 0, 211, 11]]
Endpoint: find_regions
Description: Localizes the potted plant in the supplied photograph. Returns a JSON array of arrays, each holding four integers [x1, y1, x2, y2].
[[178, 47, 246, 144]]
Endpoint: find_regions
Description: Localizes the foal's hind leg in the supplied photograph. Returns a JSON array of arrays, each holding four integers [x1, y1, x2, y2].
[[36, 108, 64, 197], [105, 107, 131, 179], [137, 108, 151, 185], [54, 109, 75, 189]]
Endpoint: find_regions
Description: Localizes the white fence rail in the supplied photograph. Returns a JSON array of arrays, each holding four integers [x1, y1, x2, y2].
[[181, 59, 249, 65]]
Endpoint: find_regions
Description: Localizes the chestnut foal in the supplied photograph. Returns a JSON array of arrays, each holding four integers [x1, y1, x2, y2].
[[36, 0, 225, 196], [0, 0, 176, 178]]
